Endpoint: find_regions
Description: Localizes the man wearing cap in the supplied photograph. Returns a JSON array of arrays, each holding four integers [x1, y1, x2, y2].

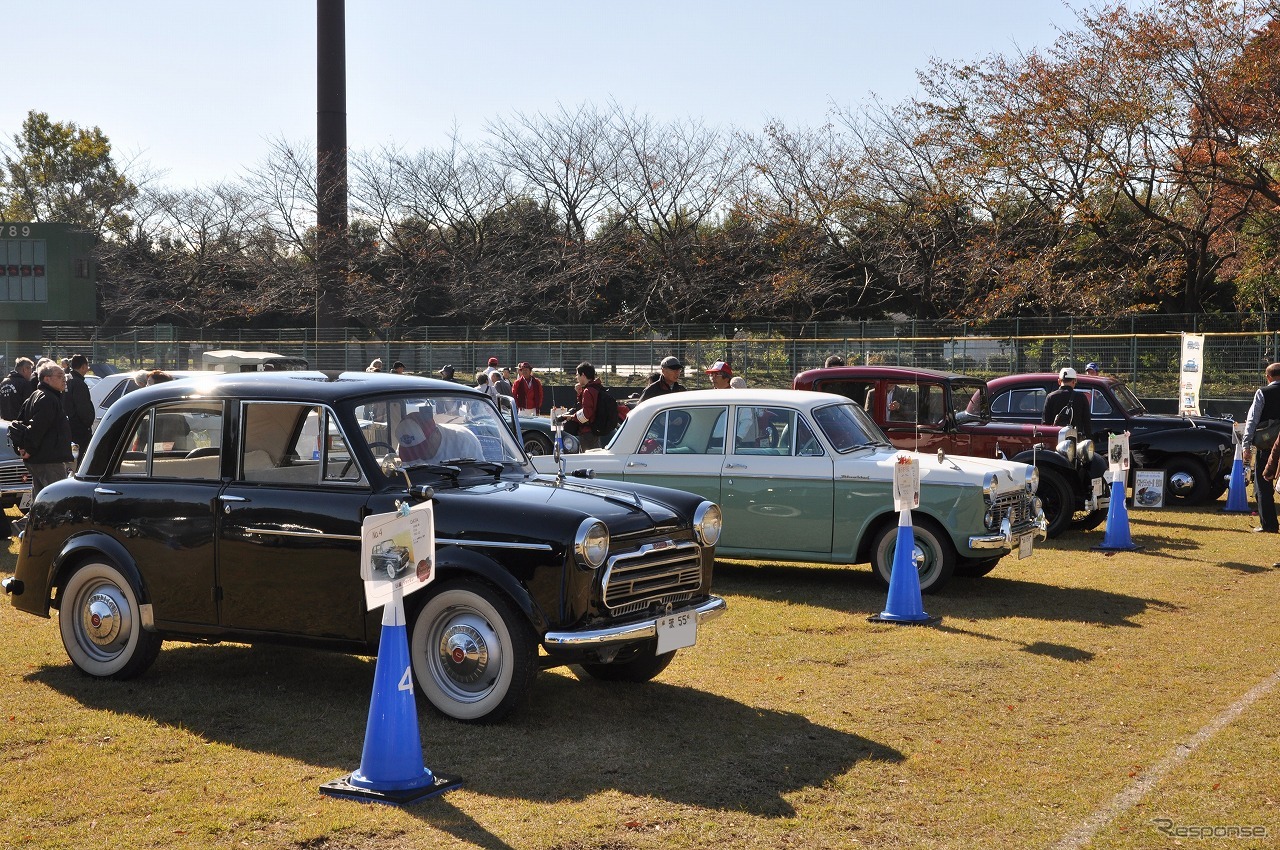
[[1085, 362, 1100, 376], [1042, 367, 1092, 434], [706, 360, 733, 389], [484, 357, 502, 383], [513, 362, 544, 417], [437, 364, 458, 384], [638, 356, 687, 402]]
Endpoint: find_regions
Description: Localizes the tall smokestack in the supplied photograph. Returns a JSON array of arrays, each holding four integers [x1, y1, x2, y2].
[[316, 0, 347, 331]]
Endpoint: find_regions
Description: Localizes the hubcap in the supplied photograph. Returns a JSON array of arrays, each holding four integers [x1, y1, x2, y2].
[[1167, 470, 1196, 496], [910, 543, 927, 574], [438, 622, 489, 687], [81, 587, 129, 652]]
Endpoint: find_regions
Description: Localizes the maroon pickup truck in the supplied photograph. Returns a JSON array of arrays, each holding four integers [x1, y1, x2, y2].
[[793, 366, 1108, 538]]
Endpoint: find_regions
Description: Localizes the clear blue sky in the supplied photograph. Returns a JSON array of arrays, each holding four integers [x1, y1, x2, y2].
[[1, 0, 1080, 188]]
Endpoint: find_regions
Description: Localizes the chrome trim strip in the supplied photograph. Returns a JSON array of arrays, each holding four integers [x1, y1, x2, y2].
[[242, 528, 362, 541], [436, 537, 556, 552], [542, 596, 726, 648]]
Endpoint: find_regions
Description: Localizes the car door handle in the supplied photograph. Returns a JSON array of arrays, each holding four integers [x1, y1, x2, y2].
[[725, 463, 748, 469], [219, 495, 249, 502], [93, 487, 122, 496], [626, 461, 647, 468]]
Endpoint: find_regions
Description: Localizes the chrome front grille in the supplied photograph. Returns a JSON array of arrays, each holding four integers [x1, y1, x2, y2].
[[601, 539, 704, 617], [0, 460, 30, 491], [991, 490, 1035, 530]]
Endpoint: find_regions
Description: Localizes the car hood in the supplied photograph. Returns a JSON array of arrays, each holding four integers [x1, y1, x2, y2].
[[842, 447, 1031, 495], [437, 474, 687, 536]]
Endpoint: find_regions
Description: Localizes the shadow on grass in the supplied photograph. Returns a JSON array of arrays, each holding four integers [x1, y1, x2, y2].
[[28, 643, 901, 820], [714, 561, 1178, 627], [936, 623, 1095, 662]]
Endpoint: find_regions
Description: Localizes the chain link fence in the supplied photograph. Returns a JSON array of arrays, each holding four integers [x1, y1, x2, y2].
[[5, 314, 1278, 401]]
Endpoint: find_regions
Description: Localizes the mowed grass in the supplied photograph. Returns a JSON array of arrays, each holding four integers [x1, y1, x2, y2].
[[1, 503, 1278, 850]]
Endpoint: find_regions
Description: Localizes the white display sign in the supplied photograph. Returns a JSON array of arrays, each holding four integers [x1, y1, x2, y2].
[[1133, 469, 1165, 508], [893, 454, 920, 512], [1107, 432, 1131, 476], [1179, 333, 1205, 416], [359, 501, 436, 610]]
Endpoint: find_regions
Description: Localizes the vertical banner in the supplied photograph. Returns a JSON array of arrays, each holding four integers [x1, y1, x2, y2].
[[893, 454, 920, 512], [1179, 333, 1205, 416]]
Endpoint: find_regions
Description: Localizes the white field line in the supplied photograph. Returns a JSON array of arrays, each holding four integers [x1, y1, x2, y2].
[[1052, 668, 1280, 850]]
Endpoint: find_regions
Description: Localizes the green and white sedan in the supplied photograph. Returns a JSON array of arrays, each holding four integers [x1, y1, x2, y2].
[[532, 389, 1046, 592]]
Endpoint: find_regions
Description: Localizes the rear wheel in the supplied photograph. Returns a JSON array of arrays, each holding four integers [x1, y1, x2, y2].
[[871, 519, 956, 594], [522, 431, 553, 456], [1071, 508, 1108, 531], [59, 560, 162, 679], [409, 579, 536, 723], [579, 643, 676, 682]]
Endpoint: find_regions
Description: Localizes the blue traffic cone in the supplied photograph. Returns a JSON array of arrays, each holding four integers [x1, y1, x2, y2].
[[869, 510, 940, 625], [1224, 439, 1250, 513], [321, 591, 462, 805], [1093, 477, 1142, 551]]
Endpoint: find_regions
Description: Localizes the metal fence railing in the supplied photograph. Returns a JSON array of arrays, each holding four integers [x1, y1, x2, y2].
[[3, 316, 1277, 401]]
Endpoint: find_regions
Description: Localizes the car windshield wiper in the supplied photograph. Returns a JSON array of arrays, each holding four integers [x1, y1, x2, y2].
[[439, 457, 506, 480], [401, 460, 462, 482]]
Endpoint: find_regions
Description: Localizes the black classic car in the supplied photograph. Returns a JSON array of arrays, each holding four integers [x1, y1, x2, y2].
[[2, 372, 725, 722], [985, 373, 1235, 505], [0, 421, 32, 512]]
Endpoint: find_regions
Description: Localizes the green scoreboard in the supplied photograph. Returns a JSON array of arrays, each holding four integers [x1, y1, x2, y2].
[[0, 221, 96, 323]]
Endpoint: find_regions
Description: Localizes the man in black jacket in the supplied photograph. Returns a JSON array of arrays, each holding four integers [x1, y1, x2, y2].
[[63, 354, 95, 470], [637, 356, 687, 403], [1041, 367, 1092, 435], [0, 357, 34, 421], [1243, 362, 1280, 533], [11, 362, 74, 536]]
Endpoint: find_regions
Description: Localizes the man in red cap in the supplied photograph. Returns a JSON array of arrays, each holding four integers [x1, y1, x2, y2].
[[513, 362, 544, 416], [483, 357, 502, 384], [705, 360, 733, 389]]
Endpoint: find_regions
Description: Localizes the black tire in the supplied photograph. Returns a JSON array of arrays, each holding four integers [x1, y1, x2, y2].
[[1071, 508, 1108, 531], [954, 557, 1000, 578], [1163, 456, 1210, 505], [408, 578, 536, 723], [870, 518, 956, 594], [523, 431, 553, 456], [1036, 470, 1074, 539], [58, 560, 162, 680], [579, 643, 676, 682]]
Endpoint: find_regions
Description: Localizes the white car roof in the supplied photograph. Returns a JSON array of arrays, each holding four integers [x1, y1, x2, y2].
[[629, 388, 840, 413]]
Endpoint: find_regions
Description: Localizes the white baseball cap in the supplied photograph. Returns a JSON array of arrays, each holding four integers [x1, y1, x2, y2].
[[1059, 367, 1078, 381]]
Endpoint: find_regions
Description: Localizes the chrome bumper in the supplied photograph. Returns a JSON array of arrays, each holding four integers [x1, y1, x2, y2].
[[542, 596, 727, 649], [969, 510, 1048, 551]]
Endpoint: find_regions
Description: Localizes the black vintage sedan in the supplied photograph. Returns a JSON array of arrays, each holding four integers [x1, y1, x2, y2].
[[986, 373, 1234, 505], [2, 372, 725, 722]]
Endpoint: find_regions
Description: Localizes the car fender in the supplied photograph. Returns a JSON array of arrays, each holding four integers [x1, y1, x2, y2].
[[424, 545, 549, 634], [1128, 428, 1232, 474], [50, 531, 148, 615]]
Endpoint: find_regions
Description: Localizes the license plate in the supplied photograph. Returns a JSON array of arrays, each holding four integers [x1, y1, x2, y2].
[[656, 610, 697, 654], [1092, 477, 1105, 497], [1018, 533, 1034, 559], [19, 492, 32, 510]]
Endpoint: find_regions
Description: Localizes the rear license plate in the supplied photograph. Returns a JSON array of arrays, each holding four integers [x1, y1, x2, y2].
[[1093, 477, 1105, 497], [656, 610, 697, 654], [1018, 533, 1034, 559]]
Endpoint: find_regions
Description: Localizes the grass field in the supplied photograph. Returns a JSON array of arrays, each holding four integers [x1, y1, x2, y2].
[[1, 503, 1277, 849]]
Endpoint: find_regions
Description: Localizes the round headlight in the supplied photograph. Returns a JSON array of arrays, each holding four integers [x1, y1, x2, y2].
[[693, 502, 723, 547], [1056, 440, 1077, 464], [1080, 439, 1095, 462], [1025, 466, 1039, 494], [562, 433, 581, 454], [574, 519, 610, 570], [983, 471, 998, 500]]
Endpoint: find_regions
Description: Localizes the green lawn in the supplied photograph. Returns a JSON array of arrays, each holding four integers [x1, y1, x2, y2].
[[1, 504, 1277, 849]]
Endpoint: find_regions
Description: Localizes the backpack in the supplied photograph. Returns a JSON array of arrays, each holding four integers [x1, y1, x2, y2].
[[6, 395, 36, 455], [1052, 390, 1075, 427], [592, 386, 620, 439]]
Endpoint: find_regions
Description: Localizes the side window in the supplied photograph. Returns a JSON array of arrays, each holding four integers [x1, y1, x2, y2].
[[814, 380, 874, 408], [735, 407, 796, 455], [1002, 389, 1047, 415], [111, 401, 223, 480], [640, 407, 727, 455], [242, 403, 365, 486], [795, 416, 824, 456], [1088, 391, 1112, 415]]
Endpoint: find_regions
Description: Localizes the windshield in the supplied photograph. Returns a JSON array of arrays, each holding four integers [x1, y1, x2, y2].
[[350, 392, 527, 471], [953, 381, 989, 424], [1109, 382, 1145, 415], [812, 401, 889, 452]]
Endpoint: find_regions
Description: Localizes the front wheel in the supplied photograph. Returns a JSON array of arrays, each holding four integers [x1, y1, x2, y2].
[[409, 579, 536, 723], [1163, 456, 1210, 505], [1071, 508, 1108, 531], [1036, 470, 1074, 539], [522, 431, 553, 456], [954, 557, 1000, 578], [59, 560, 162, 679], [871, 519, 956, 594], [579, 643, 675, 682]]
